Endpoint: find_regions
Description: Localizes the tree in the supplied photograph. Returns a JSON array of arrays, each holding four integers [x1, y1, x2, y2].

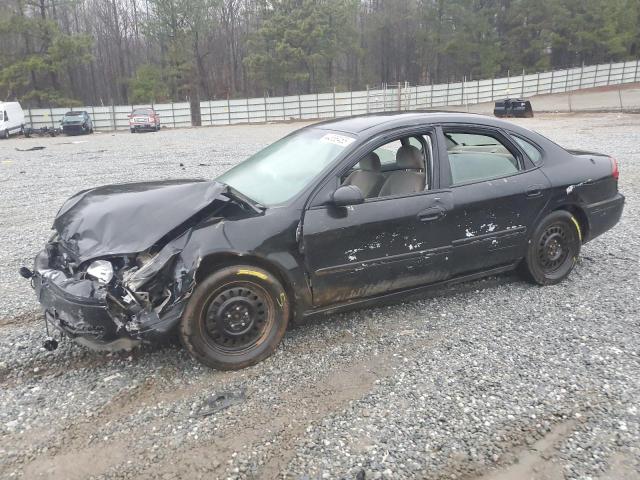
[[244, 0, 359, 95], [129, 64, 170, 103], [0, 1, 92, 105], [1, 0, 639, 107]]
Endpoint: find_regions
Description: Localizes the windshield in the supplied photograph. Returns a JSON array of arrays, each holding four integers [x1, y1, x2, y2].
[[64, 112, 84, 117], [133, 109, 153, 115], [217, 129, 355, 206]]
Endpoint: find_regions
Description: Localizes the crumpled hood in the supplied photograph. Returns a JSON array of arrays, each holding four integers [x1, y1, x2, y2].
[[53, 179, 229, 263]]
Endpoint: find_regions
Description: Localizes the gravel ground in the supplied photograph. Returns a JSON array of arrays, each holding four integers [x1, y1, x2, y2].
[[0, 113, 638, 480]]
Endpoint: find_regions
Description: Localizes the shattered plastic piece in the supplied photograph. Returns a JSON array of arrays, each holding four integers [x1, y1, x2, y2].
[[193, 389, 247, 417], [43, 338, 58, 351], [16, 146, 46, 151]]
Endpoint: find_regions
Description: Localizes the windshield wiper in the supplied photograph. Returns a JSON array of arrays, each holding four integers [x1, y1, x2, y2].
[[222, 185, 265, 214]]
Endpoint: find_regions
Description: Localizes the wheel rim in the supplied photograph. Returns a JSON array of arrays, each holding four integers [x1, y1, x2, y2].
[[201, 282, 273, 355], [537, 223, 570, 272]]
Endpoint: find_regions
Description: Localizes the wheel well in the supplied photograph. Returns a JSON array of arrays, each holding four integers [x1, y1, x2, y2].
[[195, 252, 296, 311], [555, 205, 589, 241]]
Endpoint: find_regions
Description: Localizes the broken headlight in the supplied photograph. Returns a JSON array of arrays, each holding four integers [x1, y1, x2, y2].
[[86, 260, 114, 284]]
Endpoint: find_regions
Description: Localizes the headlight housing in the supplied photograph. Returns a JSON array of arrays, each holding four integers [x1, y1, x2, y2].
[[86, 260, 114, 284]]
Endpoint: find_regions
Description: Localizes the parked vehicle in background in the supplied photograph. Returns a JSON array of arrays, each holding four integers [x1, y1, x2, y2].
[[129, 107, 161, 132], [0, 102, 25, 139], [61, 111, 93, 135], [494, 98, 534, 118]]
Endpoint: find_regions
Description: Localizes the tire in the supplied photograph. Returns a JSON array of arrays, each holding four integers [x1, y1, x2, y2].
[[519, 210, 582, 285], [180, 265, 290, 370], [2, 129, 8, 139], [130, 128, 135, 133]]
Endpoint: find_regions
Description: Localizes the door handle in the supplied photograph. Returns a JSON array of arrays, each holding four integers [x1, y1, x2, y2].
[[526, 185, 544, 198], [417, 207, 445, 222]]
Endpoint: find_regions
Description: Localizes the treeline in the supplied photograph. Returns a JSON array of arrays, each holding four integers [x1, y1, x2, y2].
[[1, 0, 639, 107]]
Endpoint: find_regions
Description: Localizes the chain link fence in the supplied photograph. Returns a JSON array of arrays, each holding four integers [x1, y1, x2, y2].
[[25, 60, 640, 131]]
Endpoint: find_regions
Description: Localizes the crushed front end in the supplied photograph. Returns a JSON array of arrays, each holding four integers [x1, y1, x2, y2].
[[21, 179, 259, 351], [29, 231, 197, 351]]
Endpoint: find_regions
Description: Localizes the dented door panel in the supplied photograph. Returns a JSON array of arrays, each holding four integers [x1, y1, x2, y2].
[[445, 169, 551, 274], [302, 192, 454, 306]]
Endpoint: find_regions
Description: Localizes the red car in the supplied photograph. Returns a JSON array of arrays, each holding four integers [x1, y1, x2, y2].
[[128, 108, 161, 133]]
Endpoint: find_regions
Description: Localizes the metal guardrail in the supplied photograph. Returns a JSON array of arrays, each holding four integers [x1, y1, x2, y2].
[[25, 60, 640, 131]]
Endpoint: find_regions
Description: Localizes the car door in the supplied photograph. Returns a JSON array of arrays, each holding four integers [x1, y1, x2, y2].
[[301, 130, 454, 307], [436, 125, 551, 275]]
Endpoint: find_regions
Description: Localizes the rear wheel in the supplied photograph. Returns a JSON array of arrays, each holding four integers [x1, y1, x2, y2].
[[130, 128, 135, 133], [2, 129, 8, 139], [519, 210, 581, 285], [180, 265, 290, 370]]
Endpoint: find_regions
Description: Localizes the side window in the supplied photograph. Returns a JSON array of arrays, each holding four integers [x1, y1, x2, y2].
[[373, 140, 402, 166], [512, 135, 542, 165], [444, 130, 521, 185], [341, 135, 431, 199]]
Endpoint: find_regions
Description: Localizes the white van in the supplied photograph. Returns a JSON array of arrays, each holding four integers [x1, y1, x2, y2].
[[0, 102, 26, 139]]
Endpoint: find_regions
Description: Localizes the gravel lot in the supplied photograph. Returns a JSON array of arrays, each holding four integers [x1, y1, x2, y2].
[[0, 113, 638, 480]]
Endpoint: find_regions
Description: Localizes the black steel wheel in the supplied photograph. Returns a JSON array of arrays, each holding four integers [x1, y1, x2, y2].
[[202, 285, 271, 354], [180, 265, 290, 370], [520, 210, 581, 285]]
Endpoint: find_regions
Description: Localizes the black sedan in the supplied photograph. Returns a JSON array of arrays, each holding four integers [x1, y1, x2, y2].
[[61, 110, 94, 135], [22, 113, 624, 369]]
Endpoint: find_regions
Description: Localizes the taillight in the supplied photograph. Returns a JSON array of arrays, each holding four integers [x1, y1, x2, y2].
[[610, 157, 619, 181]]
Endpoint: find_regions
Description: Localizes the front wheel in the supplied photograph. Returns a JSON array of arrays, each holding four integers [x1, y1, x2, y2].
[[180, 265, 290, 370], [519, 210, 582, 285], [2, 129, 8, 139]]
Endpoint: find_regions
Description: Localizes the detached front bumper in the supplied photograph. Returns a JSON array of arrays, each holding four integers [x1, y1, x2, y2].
[[33, 260, 141, 350], [31, 248, 186, 351]]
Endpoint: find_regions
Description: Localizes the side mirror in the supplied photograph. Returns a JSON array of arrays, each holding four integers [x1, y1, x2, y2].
[[331, 185, 365, 207]]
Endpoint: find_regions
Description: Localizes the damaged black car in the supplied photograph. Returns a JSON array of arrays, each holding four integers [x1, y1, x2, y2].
[[22, 113, 624, 370]]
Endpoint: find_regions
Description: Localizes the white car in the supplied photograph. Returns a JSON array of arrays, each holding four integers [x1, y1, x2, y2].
[[0, 102, 25, 139]]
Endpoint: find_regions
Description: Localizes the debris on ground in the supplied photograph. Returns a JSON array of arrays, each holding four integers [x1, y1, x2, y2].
[[193, 388, 247, 417], [15, 146, 46, 151]]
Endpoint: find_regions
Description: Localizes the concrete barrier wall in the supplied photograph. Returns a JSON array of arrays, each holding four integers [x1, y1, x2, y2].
[[25, 60, 640, 131]]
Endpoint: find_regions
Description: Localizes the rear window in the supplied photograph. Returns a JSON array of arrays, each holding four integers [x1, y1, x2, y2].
[[512, 135, 543, 165]]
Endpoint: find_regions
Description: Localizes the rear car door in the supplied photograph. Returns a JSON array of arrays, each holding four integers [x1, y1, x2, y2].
[[436, 125, 551, 275], [302, 129, 454, 307]]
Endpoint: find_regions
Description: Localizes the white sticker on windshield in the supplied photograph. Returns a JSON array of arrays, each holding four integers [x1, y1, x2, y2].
[[320, 133, 355, 147]]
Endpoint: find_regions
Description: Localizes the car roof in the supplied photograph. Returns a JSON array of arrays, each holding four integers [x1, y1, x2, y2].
[[309, 111, 532, 136]]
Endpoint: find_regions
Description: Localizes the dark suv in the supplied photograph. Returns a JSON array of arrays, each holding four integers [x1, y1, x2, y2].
[[61, 111, 94, 135]]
